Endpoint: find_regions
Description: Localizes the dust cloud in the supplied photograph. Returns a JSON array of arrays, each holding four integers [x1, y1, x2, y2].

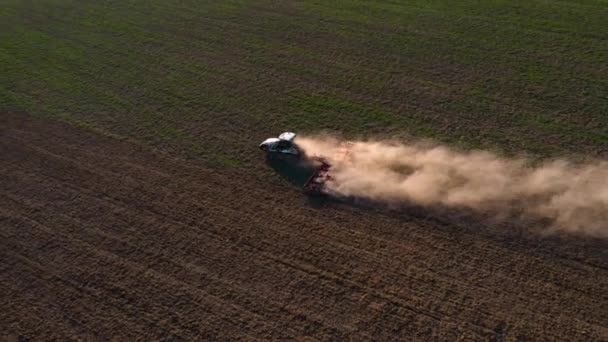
[[298, 136, 608, 237]]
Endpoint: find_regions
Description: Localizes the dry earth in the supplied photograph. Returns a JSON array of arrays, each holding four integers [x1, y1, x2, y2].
[[1, 112, 607, 341]]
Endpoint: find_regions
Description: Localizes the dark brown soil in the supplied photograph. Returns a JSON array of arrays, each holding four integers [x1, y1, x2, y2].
[[1, 112, 607, 341]]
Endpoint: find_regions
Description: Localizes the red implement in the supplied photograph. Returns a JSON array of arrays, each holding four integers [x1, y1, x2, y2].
[[302, 142, 352, 195], [303, 157, 332, 194]]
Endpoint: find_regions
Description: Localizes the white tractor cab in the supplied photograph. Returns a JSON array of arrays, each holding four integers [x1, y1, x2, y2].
[[259, 132, 300, 156]]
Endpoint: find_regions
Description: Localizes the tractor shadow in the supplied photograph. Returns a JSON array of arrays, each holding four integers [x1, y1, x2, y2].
[[264, 155, 316, 188], [264, 155, 330, 207]]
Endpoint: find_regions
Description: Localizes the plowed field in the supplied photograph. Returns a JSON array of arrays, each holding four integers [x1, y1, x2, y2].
[[2, 112, 607, 341]]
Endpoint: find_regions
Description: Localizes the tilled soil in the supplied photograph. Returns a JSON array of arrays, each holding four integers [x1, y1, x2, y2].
[[1, 112, 607, 341]]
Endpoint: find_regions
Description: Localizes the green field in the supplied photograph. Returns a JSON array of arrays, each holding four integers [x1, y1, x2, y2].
[[2, 0, 608, 167]]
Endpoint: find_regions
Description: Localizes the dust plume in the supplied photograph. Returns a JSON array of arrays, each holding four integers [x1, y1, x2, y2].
[[298, 136, 608, 237]]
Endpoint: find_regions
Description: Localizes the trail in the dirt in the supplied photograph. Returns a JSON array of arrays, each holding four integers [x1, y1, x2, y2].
[[1, 112, 607, 341], [298, 136, 608, 237]]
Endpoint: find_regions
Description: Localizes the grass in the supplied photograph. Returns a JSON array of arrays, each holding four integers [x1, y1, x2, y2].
[[1, 0, 607, 168]]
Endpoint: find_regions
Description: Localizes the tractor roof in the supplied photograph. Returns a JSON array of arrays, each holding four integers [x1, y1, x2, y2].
[[279, 132, 296, 141]]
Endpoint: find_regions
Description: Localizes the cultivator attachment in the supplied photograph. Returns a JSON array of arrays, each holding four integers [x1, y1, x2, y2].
[[303, 157, 332, 195], [302, 142, 352, 195]]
